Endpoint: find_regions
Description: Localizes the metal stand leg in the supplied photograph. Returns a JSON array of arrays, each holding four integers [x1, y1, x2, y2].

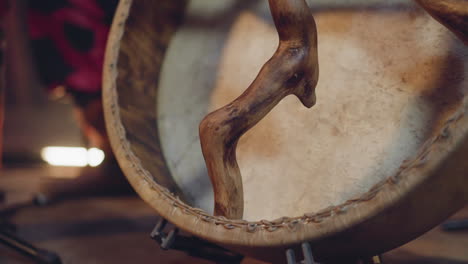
[[150, 218, 244, 264], [151, 219, 384, 264], [0, 228, 61, 264], [286, 242, 317, 264], [0, 192, 62, 264], [442, 219, 468, 231]]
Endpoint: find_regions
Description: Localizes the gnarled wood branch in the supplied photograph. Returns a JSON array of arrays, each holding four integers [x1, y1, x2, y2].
[[199, 0, 319, 219], [415, 0, 468, 44]]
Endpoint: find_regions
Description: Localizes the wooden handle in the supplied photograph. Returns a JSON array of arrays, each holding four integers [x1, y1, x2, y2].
[[415, 0, 468, 44], [199, 0, 319, 219]]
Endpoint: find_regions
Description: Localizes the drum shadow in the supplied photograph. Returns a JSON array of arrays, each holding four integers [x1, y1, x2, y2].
[[338, 26, 467, 203], [419, 44, 466, 134]]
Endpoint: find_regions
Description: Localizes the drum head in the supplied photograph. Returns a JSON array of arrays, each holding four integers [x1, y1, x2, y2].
[[103, 0, 468, 262], [158, 0, 468, 221]]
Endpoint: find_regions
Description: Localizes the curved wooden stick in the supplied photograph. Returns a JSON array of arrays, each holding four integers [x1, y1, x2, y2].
[[415, 0, 468, 44], [199, 0, 318, 219]]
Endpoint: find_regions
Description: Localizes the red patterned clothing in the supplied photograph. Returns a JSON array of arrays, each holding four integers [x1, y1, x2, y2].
[[14, 0, 117, 105]]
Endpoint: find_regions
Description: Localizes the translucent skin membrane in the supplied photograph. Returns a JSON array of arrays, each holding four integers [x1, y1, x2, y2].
[[158, 1, 467, 221]]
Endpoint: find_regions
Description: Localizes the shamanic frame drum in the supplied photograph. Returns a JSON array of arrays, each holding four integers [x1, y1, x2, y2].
[[103, 0, 468, 262]]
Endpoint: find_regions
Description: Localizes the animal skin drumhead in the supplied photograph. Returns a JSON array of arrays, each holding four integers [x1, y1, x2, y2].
[[157, 0, 468, 221]]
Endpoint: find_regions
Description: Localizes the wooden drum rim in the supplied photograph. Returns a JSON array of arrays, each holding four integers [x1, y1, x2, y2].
[[103, 0, 468, 259]]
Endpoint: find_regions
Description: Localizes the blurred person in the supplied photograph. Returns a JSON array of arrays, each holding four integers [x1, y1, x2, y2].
[[1, 0, 132, 200]]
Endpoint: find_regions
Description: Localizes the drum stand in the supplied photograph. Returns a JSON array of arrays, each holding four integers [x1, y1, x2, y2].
[[285, 242, 317, 264], [0, 192, 62, 264], [150, 218, 244, 263], [442, 219, 468, 231], [150, 217, 382, 264]]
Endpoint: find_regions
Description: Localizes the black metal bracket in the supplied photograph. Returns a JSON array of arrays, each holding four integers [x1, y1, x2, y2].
[[0, 192, 62, 264], [151, 218, 386, 264], [286, 242, 317, 264], [442, 219, 468, 231], [0, 227, 62, 264], [150, 218, 244, 264]]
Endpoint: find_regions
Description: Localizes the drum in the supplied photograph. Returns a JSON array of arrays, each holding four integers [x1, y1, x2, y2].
[[103, 0, 468, 262]]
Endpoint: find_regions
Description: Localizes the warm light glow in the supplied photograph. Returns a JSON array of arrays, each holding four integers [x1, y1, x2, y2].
[[87, 148, 105, 167], [41, 147, 105, 167]]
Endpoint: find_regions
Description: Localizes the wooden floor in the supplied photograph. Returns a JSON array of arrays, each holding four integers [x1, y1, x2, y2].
[[0, 167, 467, 264]]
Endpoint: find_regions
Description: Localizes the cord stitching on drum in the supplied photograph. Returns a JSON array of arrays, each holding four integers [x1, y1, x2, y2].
[[108, 2, 467, 233], [112, 64, 466, 232]]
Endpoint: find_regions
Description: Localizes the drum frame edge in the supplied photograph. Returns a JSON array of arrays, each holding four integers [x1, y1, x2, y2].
[[102, 0, 468, 261]]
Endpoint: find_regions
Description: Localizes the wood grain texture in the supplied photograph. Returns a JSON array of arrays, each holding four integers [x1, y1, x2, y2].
[[199, 0, 319, 219], [107, 0, 188, 197]]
